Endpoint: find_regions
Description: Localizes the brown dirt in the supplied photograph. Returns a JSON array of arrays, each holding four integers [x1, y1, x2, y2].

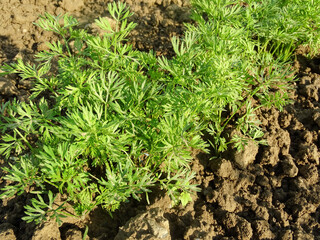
[[1, 1, 320, 240]]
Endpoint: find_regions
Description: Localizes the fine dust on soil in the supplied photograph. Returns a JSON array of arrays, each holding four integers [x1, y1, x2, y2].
[[1, 1, 320, 240]]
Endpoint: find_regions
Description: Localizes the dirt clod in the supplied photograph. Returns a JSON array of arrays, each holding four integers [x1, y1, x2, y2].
[[65, 228, 84, 240], [31, 221, 61, 240], [0, 223, 16, 240], [60, 0, 84, 12], [253, 220, 275, 239], [0, 77, 18, 96], [115, 208, 170, 240], [210, 158, 236, 178], [281, 154, 299, 177], [1, 1, 320, 240], [234, 218, 253, 240], [233, 140, 259, 169]]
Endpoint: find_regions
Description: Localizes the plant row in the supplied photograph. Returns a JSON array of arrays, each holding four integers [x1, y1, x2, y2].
[[0, 0, 319, 224]]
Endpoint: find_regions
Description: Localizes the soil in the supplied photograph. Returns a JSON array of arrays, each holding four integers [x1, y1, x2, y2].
[[1, 1, 320, 240]]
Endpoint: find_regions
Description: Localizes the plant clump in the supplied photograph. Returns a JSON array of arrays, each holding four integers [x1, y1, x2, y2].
[[0, 0, 319, 224]]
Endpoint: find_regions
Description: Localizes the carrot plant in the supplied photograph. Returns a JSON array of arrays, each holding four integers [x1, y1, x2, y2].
[[0, 0, 319, 224]]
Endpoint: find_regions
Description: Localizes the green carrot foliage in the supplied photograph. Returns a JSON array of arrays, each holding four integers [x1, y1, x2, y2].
[[1, 0, 319, 224]]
